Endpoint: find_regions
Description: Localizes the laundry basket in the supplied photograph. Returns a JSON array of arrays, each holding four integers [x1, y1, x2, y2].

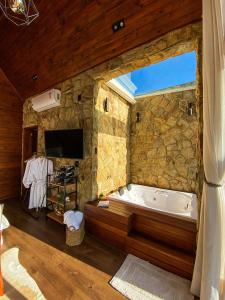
[[66, 219, 85, 246]]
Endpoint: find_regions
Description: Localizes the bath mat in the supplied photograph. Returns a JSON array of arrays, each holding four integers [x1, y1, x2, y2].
[[0, 247, 46, 299], [110, 254, 194, 300]]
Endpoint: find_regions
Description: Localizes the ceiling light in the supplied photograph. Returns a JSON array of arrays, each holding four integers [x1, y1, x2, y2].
[[9, 0, 25, 13], [0, 0, 39, 26]]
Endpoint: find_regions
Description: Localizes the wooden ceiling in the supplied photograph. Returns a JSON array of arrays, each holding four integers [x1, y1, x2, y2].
[[0, 0, 202, 99]]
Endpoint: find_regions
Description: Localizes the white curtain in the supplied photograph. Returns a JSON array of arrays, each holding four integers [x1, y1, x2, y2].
[[191, 0, 225, 299]]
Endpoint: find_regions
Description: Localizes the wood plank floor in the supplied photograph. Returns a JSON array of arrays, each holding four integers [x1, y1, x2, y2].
[[2, 199, 126, 300], [2, 199, 199, 300]]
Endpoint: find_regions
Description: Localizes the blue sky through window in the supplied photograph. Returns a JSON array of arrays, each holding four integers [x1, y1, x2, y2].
[[114, 51, 197, 96]]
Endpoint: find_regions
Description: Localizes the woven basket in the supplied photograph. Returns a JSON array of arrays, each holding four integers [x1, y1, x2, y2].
[[66, 219, 85, 246]]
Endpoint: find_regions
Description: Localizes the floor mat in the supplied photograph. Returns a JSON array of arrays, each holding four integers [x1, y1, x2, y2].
[[0, 247, 46, 300], [110, 254, 194, 300]]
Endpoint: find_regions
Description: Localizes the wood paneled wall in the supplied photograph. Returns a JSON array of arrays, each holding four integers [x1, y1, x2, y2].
[[0, 0, 202, 98], [0, 69, 22, 200]]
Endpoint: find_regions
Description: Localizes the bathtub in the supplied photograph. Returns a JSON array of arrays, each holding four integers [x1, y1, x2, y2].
[[108, 184, 197, 221]]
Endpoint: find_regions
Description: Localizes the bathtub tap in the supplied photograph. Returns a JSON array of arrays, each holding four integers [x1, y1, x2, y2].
[[118, 187, 125, 196]]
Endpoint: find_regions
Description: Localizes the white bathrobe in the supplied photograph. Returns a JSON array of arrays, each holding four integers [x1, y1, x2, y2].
[[23, 157, 53, 209]]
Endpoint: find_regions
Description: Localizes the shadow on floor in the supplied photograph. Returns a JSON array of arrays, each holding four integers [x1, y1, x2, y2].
[[3, 280, 27, 300]]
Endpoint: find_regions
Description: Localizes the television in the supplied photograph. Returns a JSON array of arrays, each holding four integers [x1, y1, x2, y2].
[[45, 129, 84, 159]]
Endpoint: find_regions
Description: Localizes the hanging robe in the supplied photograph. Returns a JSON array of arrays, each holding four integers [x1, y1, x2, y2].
[[23, 157, 53, 209], [22, 158, 35, 188]]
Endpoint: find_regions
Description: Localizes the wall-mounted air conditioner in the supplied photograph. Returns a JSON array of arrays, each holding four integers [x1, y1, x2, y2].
[[31, 89, 61, 112]]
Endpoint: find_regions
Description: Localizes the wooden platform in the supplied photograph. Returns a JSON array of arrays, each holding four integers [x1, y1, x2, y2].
[[85, 200, 197, 280]]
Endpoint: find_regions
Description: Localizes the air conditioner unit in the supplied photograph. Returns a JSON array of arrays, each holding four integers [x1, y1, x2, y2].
[[31, 89, 61, 112]]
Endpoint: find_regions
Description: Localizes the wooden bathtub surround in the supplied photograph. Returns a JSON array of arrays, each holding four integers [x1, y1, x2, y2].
[[84, 199, 197, 280], [109, 198, 197, 253]]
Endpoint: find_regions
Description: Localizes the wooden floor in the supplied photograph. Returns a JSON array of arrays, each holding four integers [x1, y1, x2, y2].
[[2, 199, 199, 300], [2, 199, 126, 300]]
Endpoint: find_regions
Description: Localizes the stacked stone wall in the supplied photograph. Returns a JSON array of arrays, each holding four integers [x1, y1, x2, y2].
[[94, 83, 130, 196], [23, 22, 202, 209], [130, 89, 199, 193], [23, 74, 95, 209]]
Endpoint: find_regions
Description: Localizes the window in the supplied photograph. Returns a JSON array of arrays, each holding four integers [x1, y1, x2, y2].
[[112, 51, 197, 98]]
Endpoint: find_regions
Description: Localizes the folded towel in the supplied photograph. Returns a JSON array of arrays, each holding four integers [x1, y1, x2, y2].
[[64, 210, 83, 230]]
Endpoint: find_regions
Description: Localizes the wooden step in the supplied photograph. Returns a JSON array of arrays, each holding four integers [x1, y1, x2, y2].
[[85, 217, 127, 249], [132, 214, 196, 254], [84, 200, 196, 279], [85, 201, 132, 232], [126, 233, 195, 279]]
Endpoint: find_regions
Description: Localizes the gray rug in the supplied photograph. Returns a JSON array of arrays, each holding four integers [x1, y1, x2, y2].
[[110, 254, 194, 300]]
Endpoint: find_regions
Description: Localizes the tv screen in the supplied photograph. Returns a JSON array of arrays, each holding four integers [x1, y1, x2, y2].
[[45, 129, 84, 159]]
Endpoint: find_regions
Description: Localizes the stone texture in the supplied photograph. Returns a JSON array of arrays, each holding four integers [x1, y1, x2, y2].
[[23, 74, 95, 210], [130, 89, 199, 194], [23, 21, 202, 211], [87, 23, 201, 84], [93, 84, 130, 196]]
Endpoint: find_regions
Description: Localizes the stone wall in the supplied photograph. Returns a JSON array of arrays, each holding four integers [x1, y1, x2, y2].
[[89, 21, 202, 198], [88, 23, 201, 85], [23, 22, 202, 210], [23, 74, 95, 210], [93, 83, 130, 196], [130, 88, 199, 193]]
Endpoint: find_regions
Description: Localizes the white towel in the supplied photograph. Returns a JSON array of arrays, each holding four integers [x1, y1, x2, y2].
[[64, 210, 83, 230]]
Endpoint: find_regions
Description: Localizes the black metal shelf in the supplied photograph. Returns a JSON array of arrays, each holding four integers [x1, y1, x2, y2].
[[46, 174, 78, 225]]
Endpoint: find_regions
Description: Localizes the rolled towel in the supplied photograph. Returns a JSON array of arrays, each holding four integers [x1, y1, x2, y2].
[[64, 210, 83, 230]]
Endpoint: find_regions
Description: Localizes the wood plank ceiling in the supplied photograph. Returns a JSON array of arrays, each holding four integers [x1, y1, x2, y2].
[[0, 0, 202, 99]]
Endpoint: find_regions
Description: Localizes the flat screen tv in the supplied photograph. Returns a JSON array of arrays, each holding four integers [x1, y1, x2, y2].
[[45, 129, 84, 159]]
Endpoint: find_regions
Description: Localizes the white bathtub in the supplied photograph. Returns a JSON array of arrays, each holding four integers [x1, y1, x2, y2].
[[108, 184, 197, 221]]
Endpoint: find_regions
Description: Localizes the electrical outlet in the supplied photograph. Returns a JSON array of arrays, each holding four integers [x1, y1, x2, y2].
[[112, 19, 125, 33]]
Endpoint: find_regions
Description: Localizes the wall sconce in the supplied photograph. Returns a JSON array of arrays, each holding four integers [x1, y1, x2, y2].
[[188, 103, 194, 116], [136, 112, 141, 122], [103, 98, 109, 112]]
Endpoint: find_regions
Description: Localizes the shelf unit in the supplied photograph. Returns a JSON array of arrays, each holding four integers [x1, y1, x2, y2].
[[46, 175, 78, 224]]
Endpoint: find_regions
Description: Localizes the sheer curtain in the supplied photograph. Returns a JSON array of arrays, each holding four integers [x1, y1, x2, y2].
[[191, 0, 225, 299]]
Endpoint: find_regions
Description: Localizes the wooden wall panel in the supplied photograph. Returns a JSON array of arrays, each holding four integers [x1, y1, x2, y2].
[[0, 69, 22, 200], [0, 0, 202, 99]]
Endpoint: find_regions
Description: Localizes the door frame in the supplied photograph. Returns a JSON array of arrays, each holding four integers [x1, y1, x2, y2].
[[21, 126, 38, 194]]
